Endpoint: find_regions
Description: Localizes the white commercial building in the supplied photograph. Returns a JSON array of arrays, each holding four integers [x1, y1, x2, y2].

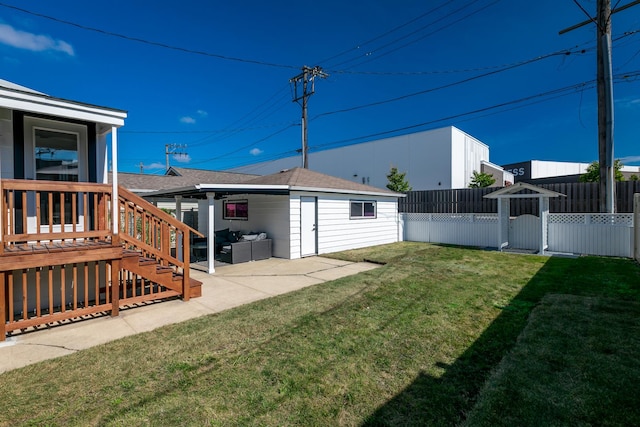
[[502, 160, 640, 183], [231, 126, 513, 190]]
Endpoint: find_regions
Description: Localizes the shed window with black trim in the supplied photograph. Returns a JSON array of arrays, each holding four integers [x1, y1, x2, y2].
[[350, 200, 376, 219], [223, 200, 248, 220]]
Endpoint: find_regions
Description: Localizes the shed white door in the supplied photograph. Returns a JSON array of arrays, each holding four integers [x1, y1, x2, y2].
[[300, 196, 317, 256]]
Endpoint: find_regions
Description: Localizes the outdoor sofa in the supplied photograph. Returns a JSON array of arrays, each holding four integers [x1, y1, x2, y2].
[[216, 229, 272, 264]]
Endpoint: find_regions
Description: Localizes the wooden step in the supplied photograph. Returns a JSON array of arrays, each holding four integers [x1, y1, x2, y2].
[[120, 251, 202, 299]]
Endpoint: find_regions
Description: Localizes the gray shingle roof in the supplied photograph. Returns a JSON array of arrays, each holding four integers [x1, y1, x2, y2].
[[244, 168, 399, 195], [111, 168, 259, 193], [116, 167, 401, 198]]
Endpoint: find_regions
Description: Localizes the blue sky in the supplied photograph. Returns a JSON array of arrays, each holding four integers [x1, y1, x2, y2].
[[1, 0, 639, 174]]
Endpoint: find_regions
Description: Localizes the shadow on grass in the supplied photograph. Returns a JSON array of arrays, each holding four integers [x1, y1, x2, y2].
[[362, 255, 640, 426]]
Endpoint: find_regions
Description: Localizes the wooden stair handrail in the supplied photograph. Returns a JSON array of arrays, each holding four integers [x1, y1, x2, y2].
[[0, 179, 112, 193], [118, 186, 204, 301], [118, 186, 204, 238]]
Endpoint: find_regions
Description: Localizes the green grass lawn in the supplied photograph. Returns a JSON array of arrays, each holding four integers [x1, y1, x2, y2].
[[1, 242, 638, 426]]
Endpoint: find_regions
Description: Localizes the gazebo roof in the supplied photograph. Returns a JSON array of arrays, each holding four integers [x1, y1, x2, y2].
[[484, 182, 565, 199]]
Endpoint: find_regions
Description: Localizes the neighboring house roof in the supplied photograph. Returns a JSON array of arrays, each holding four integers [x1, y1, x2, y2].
[[165, 166, 259, 184], [0, 79, 127, 128], [111, 169, 259, 193], [142, 167, 403, 199]]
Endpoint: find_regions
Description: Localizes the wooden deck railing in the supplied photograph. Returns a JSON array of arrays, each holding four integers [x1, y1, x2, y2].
[[0, 179, 113, 252]]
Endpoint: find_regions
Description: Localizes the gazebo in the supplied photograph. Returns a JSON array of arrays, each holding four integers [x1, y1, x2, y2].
[[484, 182, 565, 254]]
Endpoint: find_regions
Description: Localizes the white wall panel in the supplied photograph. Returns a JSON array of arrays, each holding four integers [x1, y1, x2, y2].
[[289, 194, 301, 259], [294, 193, 398, 255], [0, 109, 13, 178], [547, 214, 633, 257], [403, 213, 498, 247]]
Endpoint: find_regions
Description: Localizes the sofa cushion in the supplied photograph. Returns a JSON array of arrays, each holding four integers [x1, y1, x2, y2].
[[215, 228, 230, 244]]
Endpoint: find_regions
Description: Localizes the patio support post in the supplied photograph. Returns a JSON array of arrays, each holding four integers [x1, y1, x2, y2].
[[111, 126, 119, 237], [207, 192, 215, 274], [175, 196, 183, 262], [175, 196, 183, 222]]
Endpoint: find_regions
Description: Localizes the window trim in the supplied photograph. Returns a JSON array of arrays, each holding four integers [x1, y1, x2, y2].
[[350, 200, 377, 219], [223, 199, 249, 220]]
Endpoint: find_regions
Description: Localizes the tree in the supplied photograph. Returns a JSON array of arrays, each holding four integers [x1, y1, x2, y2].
[[469, 170, 495, 188], [579, 159, 625, 182], [630, 174, 639, 181], [386, 167, 412, 192]]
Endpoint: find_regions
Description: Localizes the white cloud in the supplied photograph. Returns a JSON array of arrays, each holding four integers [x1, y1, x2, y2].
[[0, 24, 74, 56], [173, 153, 191, 163], [619, 156, 640, 164], [180, 116, 196, 124], [250, 148, 264, 156], [197, 110, 208, 117], [144, 162, 166, 170]]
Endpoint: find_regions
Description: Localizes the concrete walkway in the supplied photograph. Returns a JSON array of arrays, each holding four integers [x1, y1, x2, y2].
[[0, 256, 380, 374]]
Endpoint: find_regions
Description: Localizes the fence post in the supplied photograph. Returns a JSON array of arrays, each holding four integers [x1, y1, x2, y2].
[[635, 194, 639, 263]]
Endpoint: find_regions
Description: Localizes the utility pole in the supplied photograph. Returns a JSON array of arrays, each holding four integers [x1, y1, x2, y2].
[[560, 0, 640, 213], [290, 65, 328, 168], [139, 162, 144, 174], [165, 143, 188, 172]]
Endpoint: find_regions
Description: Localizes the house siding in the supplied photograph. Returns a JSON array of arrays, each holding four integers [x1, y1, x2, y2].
[[294, 192, 399, 255], [0, 108, 13, 178], [289, 194, 301, 259]]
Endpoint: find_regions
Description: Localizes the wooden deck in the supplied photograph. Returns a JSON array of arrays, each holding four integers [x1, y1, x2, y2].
[[1, 179, 203, 341]]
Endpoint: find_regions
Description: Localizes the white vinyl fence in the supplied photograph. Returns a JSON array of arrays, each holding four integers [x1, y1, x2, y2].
[[547, 214, 633, 258], [402, 212, 634, 258]]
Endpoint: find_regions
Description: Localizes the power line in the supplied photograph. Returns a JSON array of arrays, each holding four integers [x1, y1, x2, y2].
[[120, 121, 298, 134], [326, 0, 493, 70], [215, 71, 640, 169], [333, 0, 502, 71], [316, 0, 457, 65], [188, 123, 299, 166], [310, 70, 640, 151], [319, 28, 637, 75], [312, 47, 591, 121], [0, 2, 298, 69]]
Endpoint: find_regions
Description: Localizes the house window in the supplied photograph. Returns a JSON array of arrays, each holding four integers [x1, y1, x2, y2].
[[35, 129, 80, 224], [35, 129, 79, 182], [350, 200, 376, 219], [224, 200, 248, 220]]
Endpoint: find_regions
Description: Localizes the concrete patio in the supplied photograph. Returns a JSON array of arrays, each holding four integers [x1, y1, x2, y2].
[[0, 256, 381, 374]]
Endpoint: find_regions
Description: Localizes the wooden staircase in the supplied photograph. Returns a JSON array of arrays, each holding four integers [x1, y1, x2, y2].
[[122, 249, 202, 298]]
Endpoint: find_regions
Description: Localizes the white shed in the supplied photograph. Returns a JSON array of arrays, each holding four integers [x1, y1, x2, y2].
[[145, 168, 404, 273]]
